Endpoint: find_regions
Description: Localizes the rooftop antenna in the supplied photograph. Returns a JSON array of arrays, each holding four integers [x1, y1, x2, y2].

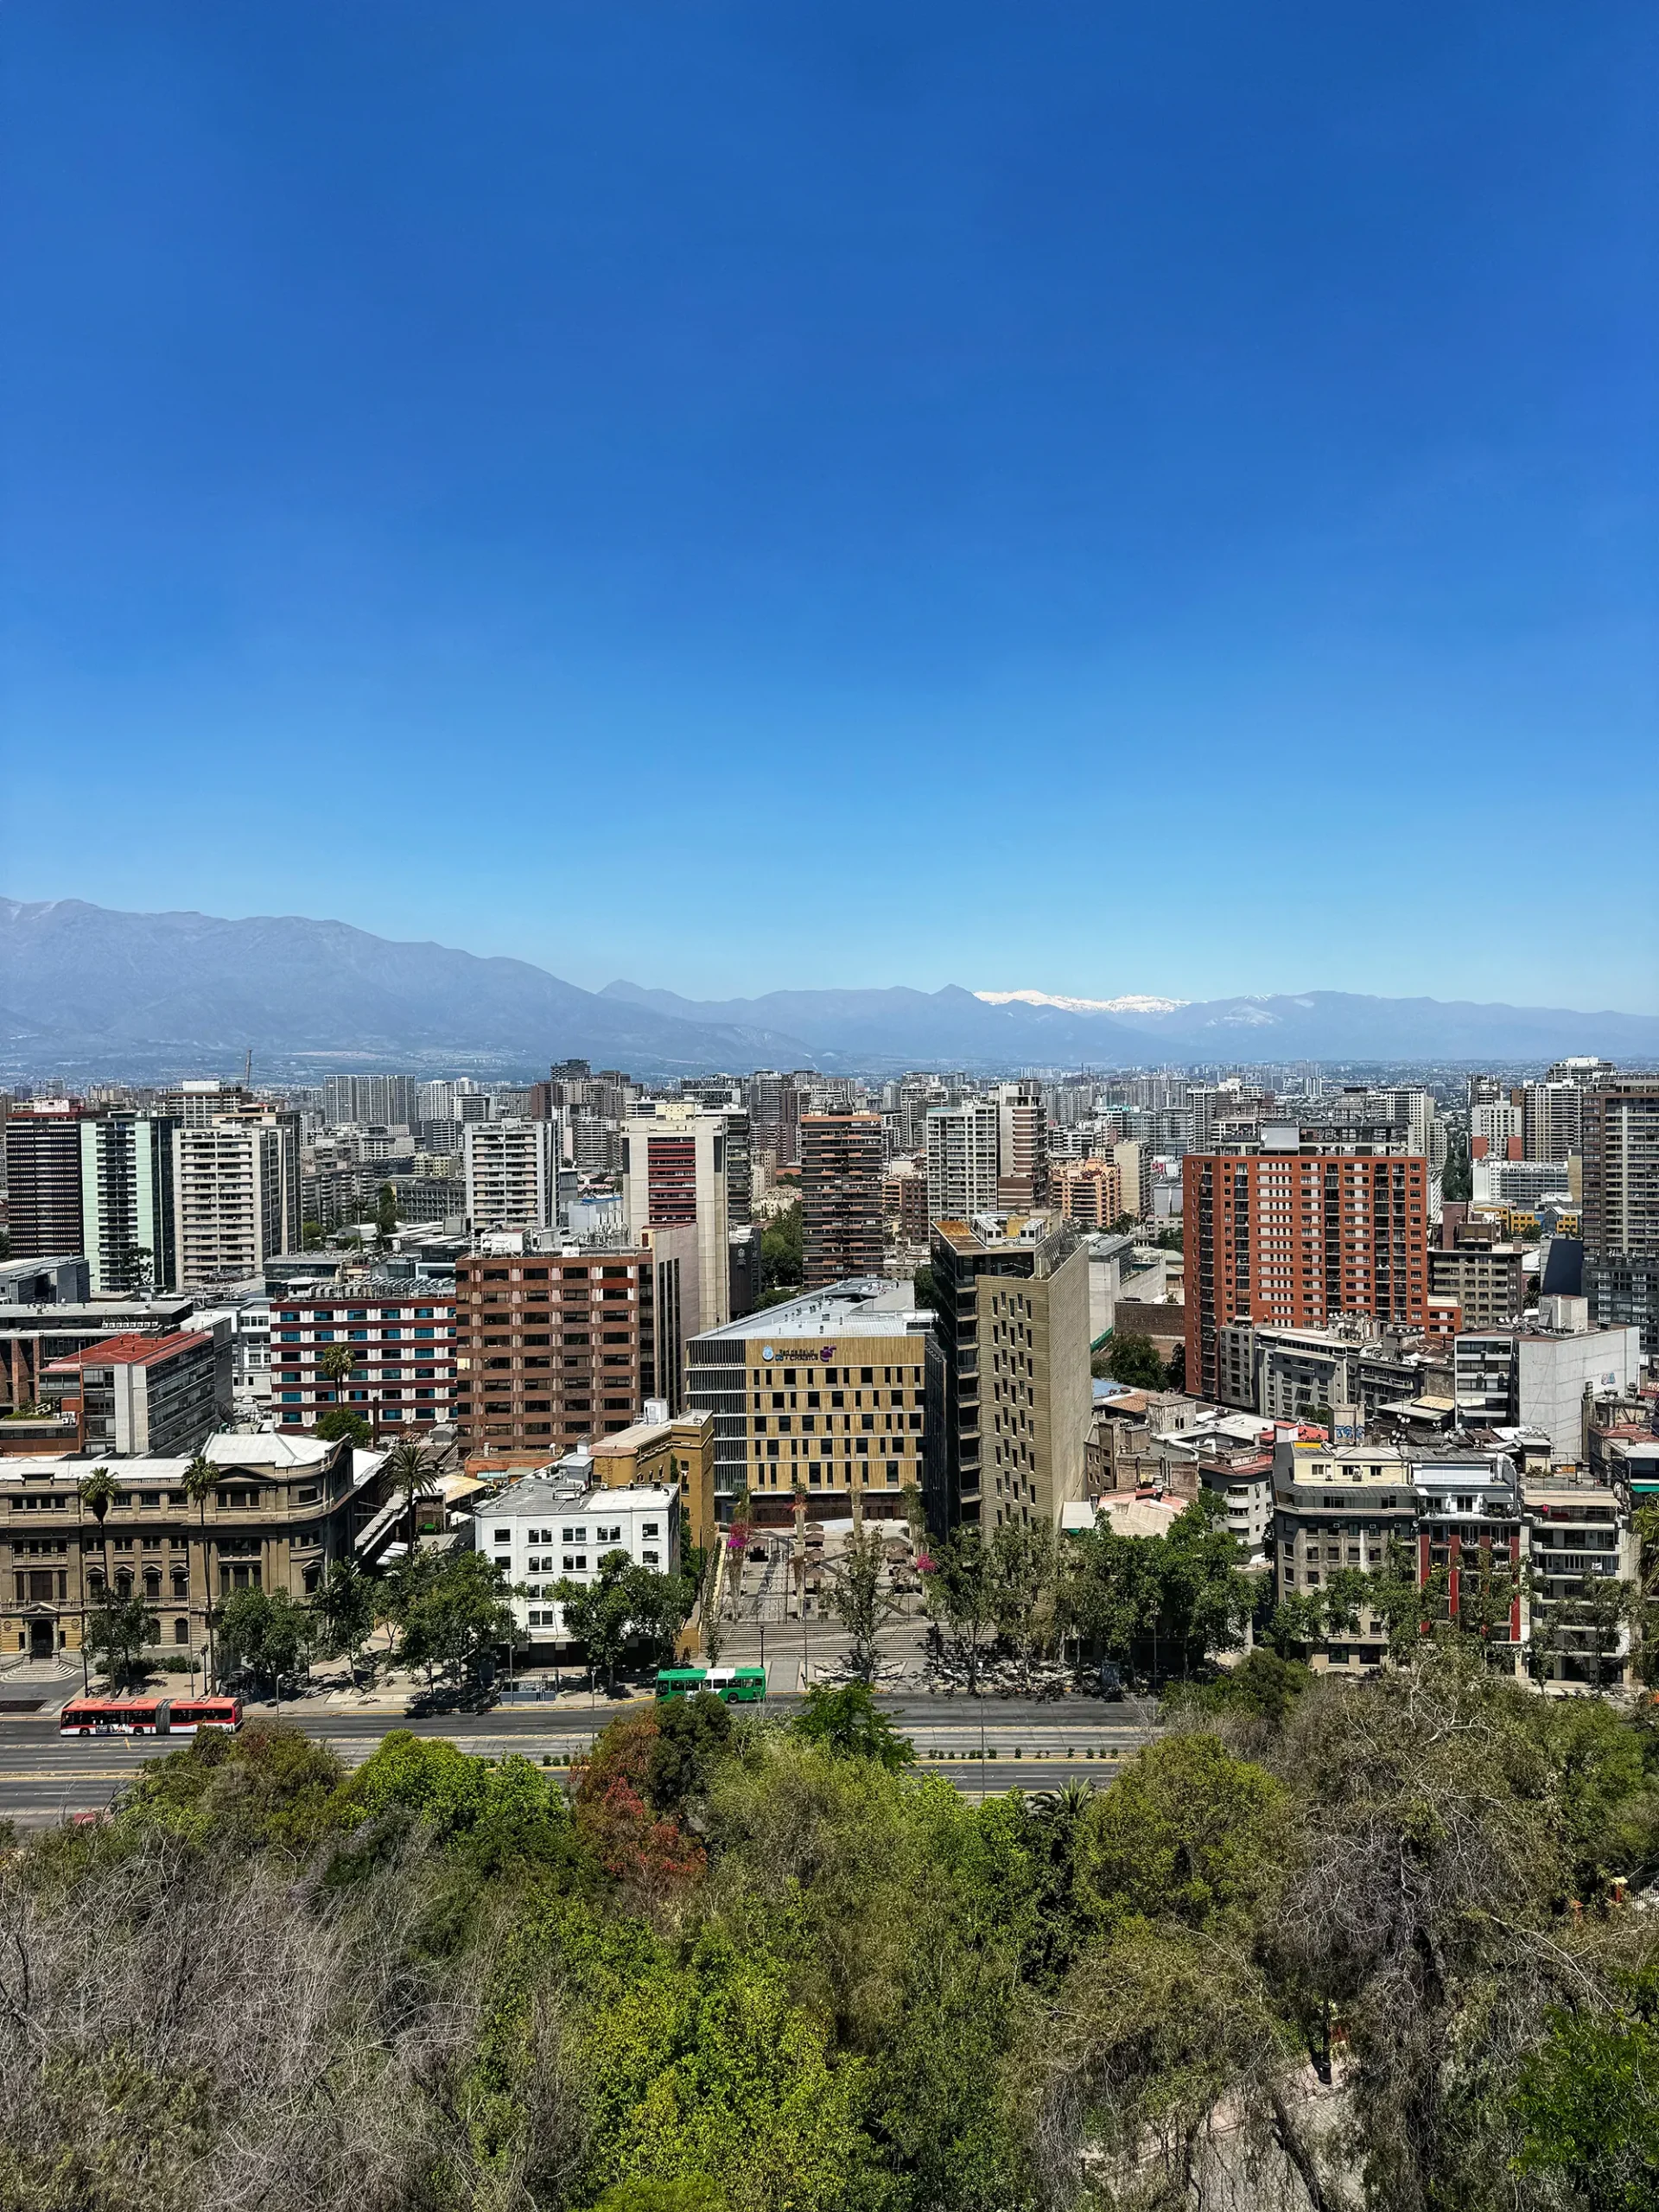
[[245, 1046, 253, 1087]]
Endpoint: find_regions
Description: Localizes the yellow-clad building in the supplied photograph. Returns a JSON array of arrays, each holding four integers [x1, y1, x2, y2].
[[685, 1280, 944, 1528], [590, 1408, 717, 1556]]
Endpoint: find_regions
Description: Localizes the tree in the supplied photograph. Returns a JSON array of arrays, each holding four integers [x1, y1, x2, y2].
[[760, 1203, 803, 1292], [318, 1343, 358, 1402], [792, 1681, 914, 1769], [1163, 1341, 1186, 1392], [923, 1527, 997, 1689], [301, 1217, 327, 1250], [73, 1464, 119, 1690], [218, 1586, 314, 1698], [555, 1550, 695, 1687], [84, 1594, 157, 1689], [1103, 1330, 1166, 1391], [823, 1526, 904, 1681], [314, 1407, 372, 1447], [315, 1557, 378, 1677], [397, 1551, 523, 1690], [1514, 1999, 1659, 2212], [1441, 1128, 1473, 1203], [180, 1452, 220, 1684], [375, 1180, 398, 1239], [385, 1437, 440, 1553], [988, 1516, 1061, 1688]]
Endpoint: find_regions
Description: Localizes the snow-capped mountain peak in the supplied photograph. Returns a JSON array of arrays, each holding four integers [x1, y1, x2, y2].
[[975, 988, 1189, 1016]]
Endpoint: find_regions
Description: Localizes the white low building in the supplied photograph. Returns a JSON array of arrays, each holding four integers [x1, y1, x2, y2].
[[477, 1463, 680, 1639]]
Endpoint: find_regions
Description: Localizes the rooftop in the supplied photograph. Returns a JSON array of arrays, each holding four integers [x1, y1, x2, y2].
[[694, 1279, 930, 1343], [43, 1329, 212, 1373]]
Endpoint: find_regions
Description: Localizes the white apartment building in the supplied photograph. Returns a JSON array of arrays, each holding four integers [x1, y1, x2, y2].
[[463, 1118, 558, 1231], [477, 1467, 681, 1640], [173, 1114, 299, 1292], [925, 1099, 1000, 1226]]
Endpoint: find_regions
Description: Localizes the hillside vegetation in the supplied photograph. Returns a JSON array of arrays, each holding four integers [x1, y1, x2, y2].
[[1, 1655, 1656, 2212]]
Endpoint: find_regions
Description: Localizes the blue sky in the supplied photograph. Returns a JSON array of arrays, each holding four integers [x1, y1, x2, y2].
[[3, 2, 1655, 1010]]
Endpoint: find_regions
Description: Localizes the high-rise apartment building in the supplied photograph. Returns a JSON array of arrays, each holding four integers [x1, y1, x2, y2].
[[1049, 1157, 1124, 1228], [621, 1107, 730, 1333], [453, 1249, 651, 1453], [927, 1213, 1090, 1531], [881, 1160, 930, 1250], [3, 1103, 86, 1258], [321, 1074, 417, 1128], [1184, 1142, 1429, 1405], [721, 1109, 753, 1227], [1581, 1077, 1659, 1355], [800, 1113, 885, 1288], [995, 1083, 1049, 1211], [685, 1279, 942, 1528], [154, 1081, 257, 1128], [173, 1113, 300, 1291], [270, 1289, 456, 1433], [747, 1071, 801, 1168], [925, 1100, 1000, 1227], [463, 1119, 559, 1231], [79, 1115, 178, 1294]]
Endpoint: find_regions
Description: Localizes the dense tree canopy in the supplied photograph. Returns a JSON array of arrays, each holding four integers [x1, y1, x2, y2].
[[3, 1645, 1656, 2212]]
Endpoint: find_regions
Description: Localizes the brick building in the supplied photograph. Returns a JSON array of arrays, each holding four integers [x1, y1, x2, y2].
[[454, 1249, 651, 1453], [1185, 1142, 1429, 1404]]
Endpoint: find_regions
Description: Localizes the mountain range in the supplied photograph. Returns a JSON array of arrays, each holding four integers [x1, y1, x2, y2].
[[4, 897, 1656, 1077]]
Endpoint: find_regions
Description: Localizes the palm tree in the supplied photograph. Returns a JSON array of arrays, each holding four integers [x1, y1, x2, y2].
[[385, 1438, 439, 1555], [181, 1452, 220, 1689], [77, 1465, 119, 1693], [318, 1343, 358, 1403]]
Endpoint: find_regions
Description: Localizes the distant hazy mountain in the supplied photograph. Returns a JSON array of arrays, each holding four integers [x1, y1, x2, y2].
[[602, 979, 1659, 1067], [0, 899, 808, 1077], [3, 898, 1654, 1077]]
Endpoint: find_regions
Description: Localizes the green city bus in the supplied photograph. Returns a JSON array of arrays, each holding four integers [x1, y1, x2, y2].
[[654, 1664, 767, 1705]]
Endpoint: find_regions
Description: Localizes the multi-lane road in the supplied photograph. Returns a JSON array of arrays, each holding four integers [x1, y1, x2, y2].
[[0, 1694, 1156, 1826]]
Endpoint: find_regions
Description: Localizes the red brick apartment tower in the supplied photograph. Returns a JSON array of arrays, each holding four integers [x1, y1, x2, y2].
[[1185, 1149, 1428, 1402]]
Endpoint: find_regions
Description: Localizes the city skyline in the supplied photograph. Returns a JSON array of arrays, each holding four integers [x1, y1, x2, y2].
[[4, 3, 1654, 1008]]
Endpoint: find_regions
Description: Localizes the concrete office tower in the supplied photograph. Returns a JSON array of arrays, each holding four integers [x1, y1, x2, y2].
[[463, 1118, 559, 1231], [2, 1103, 86, 1258], [995, 1083, 1050, 1210], [174, 1113, 301, 1291], [800, 1113, 886, 1288], [621, 1106, 730, 1333], [321, 1074, 416, 1128], [1184, 1141, 1429, 1405], [927, 1214, 1090, 1532], [925, 1099, 1000, 1227], [79, 1115, 178, 1294], [1581, 1076, 1659, 1355], [639, 1222, 701, 1416]]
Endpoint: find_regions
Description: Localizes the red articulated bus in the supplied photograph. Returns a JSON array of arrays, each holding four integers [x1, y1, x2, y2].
[[59, 1696, 242, 1738]]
